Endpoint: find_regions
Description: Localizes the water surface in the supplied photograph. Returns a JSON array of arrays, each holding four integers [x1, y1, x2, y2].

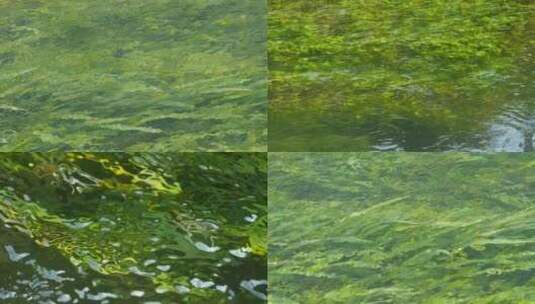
[[0, 0, 266, 151], [269, 1, 534, 151], [0, 153, 267, 303], [269, 153, 535, 303]]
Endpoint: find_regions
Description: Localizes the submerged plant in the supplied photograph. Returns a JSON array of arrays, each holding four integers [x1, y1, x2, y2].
[[270, 153, 535, 303], [269, 0, 535, 151], [0, 153, 267, 303], [0, 0, 267, 151]]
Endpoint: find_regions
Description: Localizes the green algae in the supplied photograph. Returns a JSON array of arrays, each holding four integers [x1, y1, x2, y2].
[[269, 152, 535, 303], [269, 0, 535, 151], [0, 152, 267, 303], [0, 0, 267, 151]]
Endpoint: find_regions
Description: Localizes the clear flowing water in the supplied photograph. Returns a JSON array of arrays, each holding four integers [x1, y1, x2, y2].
[[269, 0, 534, 152], [269, 153, 535, 303], [0, 0, 267, 151], [0, 153, 267, 303], [0, 225, 108, 303]]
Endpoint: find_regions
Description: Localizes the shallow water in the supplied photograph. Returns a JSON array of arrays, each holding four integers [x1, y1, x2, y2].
[[269, 0, 534, 151], [269, 153, 535, 303], [0, 1, 267, 151], [0, 225, 106, 303], [0, 153, 267, 303]]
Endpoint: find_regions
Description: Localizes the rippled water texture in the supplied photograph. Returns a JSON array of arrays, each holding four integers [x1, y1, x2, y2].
[[0, 153, 267, 303], [269, 153, 535, 303], [0, 1, 267, 151], [269, 1, 534, 151]]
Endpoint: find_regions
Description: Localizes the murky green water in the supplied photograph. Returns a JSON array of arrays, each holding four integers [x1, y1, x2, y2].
[[0, 153, 267, 303], [269, 153, 535, 303], [0, 1, 267, 151], [269, 1, 534, 151]]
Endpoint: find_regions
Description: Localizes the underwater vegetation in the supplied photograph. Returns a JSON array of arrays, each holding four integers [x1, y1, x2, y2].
[[269, 0, 535, 151], [269, 153, 535, 303], [0, 152, 267, 303], [0, 0, 267, 151]]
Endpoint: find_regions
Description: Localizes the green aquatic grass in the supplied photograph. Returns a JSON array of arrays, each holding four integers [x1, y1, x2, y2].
[[0, 152, 267, 303], [269, 153, 535, 303], [269, 0, 535, 151], [0, 0, 267, 151]]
